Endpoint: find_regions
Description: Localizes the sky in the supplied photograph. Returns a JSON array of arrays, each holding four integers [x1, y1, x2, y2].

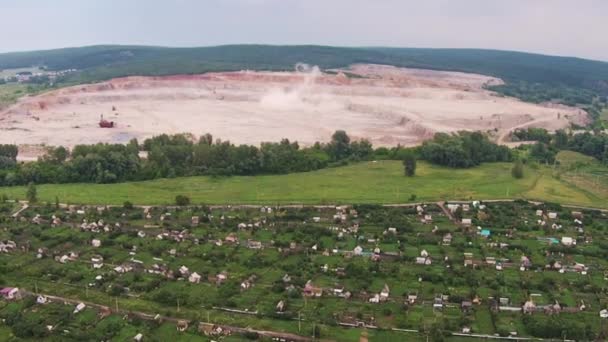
[[1, 0, 607, 61]]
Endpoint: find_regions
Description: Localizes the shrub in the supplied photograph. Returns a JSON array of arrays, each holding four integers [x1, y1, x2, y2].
[[175, 195, 191, 206]]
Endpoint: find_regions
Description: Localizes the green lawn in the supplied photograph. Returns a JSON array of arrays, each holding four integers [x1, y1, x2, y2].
[[0, 160, 605, 207], [0, 83, 28, 109], [601, 108, 608, 121]]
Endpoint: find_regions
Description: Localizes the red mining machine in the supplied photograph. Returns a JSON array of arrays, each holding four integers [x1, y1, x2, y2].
[[98, 114, 115, 128]]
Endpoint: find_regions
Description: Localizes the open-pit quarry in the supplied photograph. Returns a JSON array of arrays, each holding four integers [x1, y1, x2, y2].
[[0, 64, 588, 158]]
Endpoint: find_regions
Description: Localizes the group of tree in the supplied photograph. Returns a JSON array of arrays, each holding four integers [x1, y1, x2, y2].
[[0, 130, 528, 187], [511, 127, 552, 143], [515, 128, 608, 164], [418, 131, 512, 168], [0, 131, 375, 186]]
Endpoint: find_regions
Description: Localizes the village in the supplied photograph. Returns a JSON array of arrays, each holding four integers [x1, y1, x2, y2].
[[0, 199, 607, 340]]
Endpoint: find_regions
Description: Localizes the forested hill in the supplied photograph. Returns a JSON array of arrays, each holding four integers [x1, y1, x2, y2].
[[1, 44, 608, 106]]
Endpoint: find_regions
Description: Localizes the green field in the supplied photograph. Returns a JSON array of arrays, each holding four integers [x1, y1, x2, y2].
[[1, 160, 605, 207], [0, 83, 28, 109]]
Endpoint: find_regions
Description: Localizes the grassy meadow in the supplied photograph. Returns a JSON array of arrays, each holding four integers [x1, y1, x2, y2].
[[0, 159, 606, 207], [0, 83, 28, 109]]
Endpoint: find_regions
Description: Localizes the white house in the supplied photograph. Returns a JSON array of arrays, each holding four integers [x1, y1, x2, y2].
[[561, 237, 575, 246], [74, 302, 86, 314], [188, 272, 201, 283], [380, 284, 390, 300]]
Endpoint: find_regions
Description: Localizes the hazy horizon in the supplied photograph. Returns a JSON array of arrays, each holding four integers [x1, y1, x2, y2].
[[1, 0, 607, 62]]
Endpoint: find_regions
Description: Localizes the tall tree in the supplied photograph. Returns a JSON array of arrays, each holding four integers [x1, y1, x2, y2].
[[403, 153, 417, 177], [511, 159, 524, 179], [327, 130, 351, 161], [26, 182, 37, 203]]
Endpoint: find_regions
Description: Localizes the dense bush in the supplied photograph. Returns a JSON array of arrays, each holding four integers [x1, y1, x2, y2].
[[419, 132, 512, 168]]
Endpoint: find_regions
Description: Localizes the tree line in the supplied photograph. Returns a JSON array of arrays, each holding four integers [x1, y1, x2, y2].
[[0, 130, 517, 186], [0, 131, 370, 186], [514, 128, 608, 164]]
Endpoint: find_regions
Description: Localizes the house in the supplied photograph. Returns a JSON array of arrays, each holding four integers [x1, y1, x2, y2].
[[423, 214, 432, 223], [91, 239, 102, 248], [224, 233, 238, 244], [114, 265, 133, 273], [177, 320, 189, 332], [247, 240, 262, 249], [37, 295, 48, 304], [137, 231, 146, 238], [461, 218, 472, 226], [462, 327, 471, 334], [276, 300, 285, 312], [216, 271, 228, 285], [303, 280, 323, 297], [571, 211, 583, 219], [561, 236, 575, 246], [544, 301, 561, 315], [447, 204, 460, 212], [133, 333, 143, 341], [442, 233, 452, 245], [523, 299, 536, 314], [573, 262, 587, 273], [282, 274, 291, 283], [535, 210, 543, 216], [189, 272, 201, 284], [416, 257, 432, 265], [520, 256, 532, 269], [0, 288, 21, 300], [461, 301, 473, 312], [548, 212, 558, 219], [480, 229, 491, 238], [369, 294, 380, 303], [241, 275, 256, 290], [353, 245, 363, 255], [198, 323, 230, 337], [74, 302, 86, 314], [407, 294, 418, 304], [92, 259, 104, 269], [380, 284, 390, 300], [420, 249, 429, 258], [433, 296, 444, 310], [191, 216, 199, 226], [179, 265, 190, 276]]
